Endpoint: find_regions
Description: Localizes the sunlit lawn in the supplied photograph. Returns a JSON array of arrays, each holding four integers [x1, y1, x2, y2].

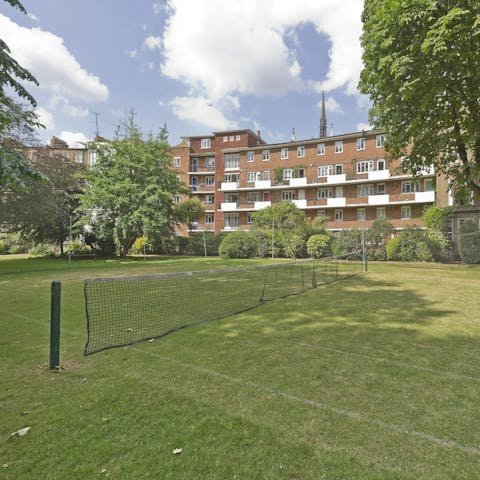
[[1, 255, 480, 479]]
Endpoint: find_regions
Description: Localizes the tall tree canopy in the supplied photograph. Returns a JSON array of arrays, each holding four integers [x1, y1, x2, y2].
[[1, 0, 42, 189], [359, 0, 480, 202], [79, 112, 186, 257]]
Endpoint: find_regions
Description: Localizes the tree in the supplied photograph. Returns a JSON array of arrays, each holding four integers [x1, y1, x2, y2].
[[1, 0, 43, 189], [0, 150, 85, 253], [359, 1, 480, 202], [78, 112, 185, 257], [174, 198, 205, 235]]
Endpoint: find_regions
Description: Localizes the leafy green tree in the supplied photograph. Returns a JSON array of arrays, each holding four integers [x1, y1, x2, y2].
[[174, 198, 205, 235], [1, 0, 43, 189], [0, 150, 85, 253], [79, 112, 185, 257], [359, 0, 480, 201], [458, 219, 480, 264], [422, 206, 453, 260], [218, 231, 256, 259], [332, 229, 363, 259], [306, 234, 331, 258]]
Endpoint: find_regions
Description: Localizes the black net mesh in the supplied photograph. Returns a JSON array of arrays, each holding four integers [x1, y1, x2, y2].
[[84, 257, 362, 355]]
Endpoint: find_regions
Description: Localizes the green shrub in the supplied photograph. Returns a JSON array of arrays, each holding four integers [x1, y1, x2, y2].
[[0, 240, 7, 254], [458, 220, 480, 264], [332, 229, 363, 259], [68, 240, 92, 255], [386, 237, 401, 260], [283, 233, 307, 259], [131, 236, 150, 254], [218, 231, 257, 259], [415, 241, 433, 262], [28, 243, 53, 258], [306, 234, 330, 258], [367, 245, 387, 261]]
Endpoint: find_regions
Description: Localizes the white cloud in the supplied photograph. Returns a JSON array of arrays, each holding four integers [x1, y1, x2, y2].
[[127, 48, 138, 58], [170, 96, 238, 130], [356, 122, 373, 132], [0, 14, 108, 103], [27, 12, 40, 22], [161, 0, 363, 102], [322, 96, 343, 114], [153, 1, 166, 15], [58, 131, 89, 148], [35, 107, 55, 130], [143, 35, 161, 50], [48, 96, 89, 118]]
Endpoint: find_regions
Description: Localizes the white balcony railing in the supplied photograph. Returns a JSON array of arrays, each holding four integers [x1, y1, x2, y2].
[[327, 197, 346, 207], [368, 169, 390, 180], [289, 177, 307, 187], [220, 202, 239, 211], [415, 191, 435, 203], [254, 180, 271, 188], [254, 201, 271, 210], [221, 181, 239, 190], [368, 194, 390, 205], [292, 199, 307, 209], [326, 174, 346, 184]]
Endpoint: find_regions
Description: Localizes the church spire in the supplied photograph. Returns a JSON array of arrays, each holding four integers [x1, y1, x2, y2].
[[319, 92, 327, 138]]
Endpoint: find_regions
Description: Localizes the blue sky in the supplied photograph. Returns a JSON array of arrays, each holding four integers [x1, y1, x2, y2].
[[1, 0, 370, 147]]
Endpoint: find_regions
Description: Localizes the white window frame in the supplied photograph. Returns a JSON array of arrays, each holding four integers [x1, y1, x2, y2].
[[317, 143, 325, 155], [229, 135, 235, 141], [205, 213, 214, 224], [283, 169, 293, 180], [376, 207, 386, 219], [247, 171, 257, 183], [401, 206, 411, 219], [224, 213, 239, 229], [262, 150, 270, 161], [318, 187, 333, 199], [318, 165, 333, 177], [173, 156, 181, 167], [357, 184, 374, 197], [376, 134, 385, 148], [75, 151, 84, 164], [357, 160, 374, 173], [282, 190, 296, 201], [280, 148, 289, 160], [335, 209, 343, 221], [357, 208, 366, 221], [424, 179, 434, 191], [247, 213, 255, 224], [317, 210, 326, 218], [335, 164, 343, 175], [247, 151, 255, 163], [335, 141, 343, 154], [297, 146, 305, 158], [377, 183, 386, 195], [223, 136, 228, 142], [224, 154, 240, 170], [262, 171, 270, 181], [377, 159, 385, 170], [201, 138, 211, 149], [401, 180, 420, 193], [246, 192, 260, 203], [356, 137, 365, 151], [205, 195, 214, 204], [205, 176, 215, 186], [235, 135, 241, 141]]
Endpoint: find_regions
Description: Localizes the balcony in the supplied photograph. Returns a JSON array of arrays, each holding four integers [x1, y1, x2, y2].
[[254, 201, 271, 210], [326, 174, 346, 184], [289, 177, 307, 187], [327, 197, 346, 207], [220, 202, 239, 211], [254, 180, 271, 189], [368, 169, 390, 180], [221, 181, 240, 190], [368, 194, 390, 205], [415, 191, 435, 202], [292, 199, 307, 209]]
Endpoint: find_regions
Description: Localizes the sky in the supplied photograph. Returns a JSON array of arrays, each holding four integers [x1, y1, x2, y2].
[[0, 0, 371, 148]]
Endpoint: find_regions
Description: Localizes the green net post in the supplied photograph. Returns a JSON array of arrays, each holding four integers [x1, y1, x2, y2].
[[363, 251, 368, 273], [50, 280, 61, 369]]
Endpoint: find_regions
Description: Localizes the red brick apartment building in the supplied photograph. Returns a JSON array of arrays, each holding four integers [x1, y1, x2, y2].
[[171, 128, 441, 236]]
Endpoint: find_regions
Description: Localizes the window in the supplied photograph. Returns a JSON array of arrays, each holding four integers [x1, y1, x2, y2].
[[424, 179, 434, 191], [283, 169, 293, 180], [335, 209, 343, 221], [335, 186, 343, 198], [205, 195, 214, 204], [297, 146, 305, 158], [281, 148, 289, 160], [377, 183, 386, 195], [376, 207, 386, 219], [335, 141, 343, 153], [174, 195, 180, 203], [205, 213, 214, 224], [317, 143, 325, 155], [402, 181, 420, 193], [229, 135, 234, 141], [247, 192, 260, 203], [224, 213, 239, 229], [224, 173, 239, 183], [318, 210, 326, 218], [262, 171, 270, 181], [357, 160, 374, 173], [235, 135, 241, 141], [223, 136, 228, 142], [247, 171, 257, 183], [206, 157, 215, 168], [357, 184, 374, 196], [205, 176, 215, 186], [262, 150, 270, 161], [335, 164, 343, 175], [377, 159, 385, 170], [75, 151, 84, 164], [318, 165, 333, 177], [282, 190, 296, 201], [224, 154, 240, 170], [318, 187, 333, 199], [247, 151, 255, 163], [356, 137, 365, 151], [247, 213, 255, 224], [201, 138, 211, 149], [357, 208, 366, 221], [401, 206, 411, 219], [225, 193, 238, 203], [376, 134, 385, 148]]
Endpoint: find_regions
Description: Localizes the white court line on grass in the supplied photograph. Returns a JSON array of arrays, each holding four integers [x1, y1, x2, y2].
[[247, 333, 480, 384], [133, 347, 480, 457]]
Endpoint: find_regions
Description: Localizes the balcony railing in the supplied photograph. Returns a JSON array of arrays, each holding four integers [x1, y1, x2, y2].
[[221, 181, 240, 190], [415, 191, 435, 202], [254, 201, 271, 209], [220, 202, 239, 211], [327, 197, 346, 207], [289, 177, 307, 187], [368, 194, 390, 205], [292, 199, 307, 208], [254, 180, 271, 188], [368, 169, 390, 180], [326, 174, 346, 184]]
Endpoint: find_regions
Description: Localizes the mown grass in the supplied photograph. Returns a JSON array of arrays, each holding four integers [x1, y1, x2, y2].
[[1, 255, 480, 479]]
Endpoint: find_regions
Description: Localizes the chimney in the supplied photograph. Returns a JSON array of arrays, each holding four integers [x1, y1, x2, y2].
[[319, 92, 327, 138], [330, 123, 334, 137], [291, 127, 296, 142]]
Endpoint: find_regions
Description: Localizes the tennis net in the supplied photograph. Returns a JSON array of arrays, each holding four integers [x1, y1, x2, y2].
[[84, 256, 362, 356]]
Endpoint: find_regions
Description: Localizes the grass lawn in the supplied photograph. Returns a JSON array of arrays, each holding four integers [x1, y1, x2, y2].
[[1, 255, 480, 479]]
